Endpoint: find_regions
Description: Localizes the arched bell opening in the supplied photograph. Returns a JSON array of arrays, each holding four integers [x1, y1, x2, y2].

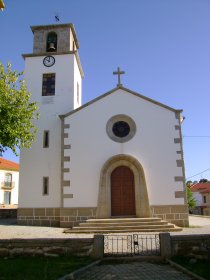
[[46, 32, 57, 52]]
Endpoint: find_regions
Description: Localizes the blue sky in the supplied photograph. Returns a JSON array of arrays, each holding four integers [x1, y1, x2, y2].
[[1, 0, 210, 182]]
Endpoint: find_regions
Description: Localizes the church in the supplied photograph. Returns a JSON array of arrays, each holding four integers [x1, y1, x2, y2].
[[18, 23, 189, 229]]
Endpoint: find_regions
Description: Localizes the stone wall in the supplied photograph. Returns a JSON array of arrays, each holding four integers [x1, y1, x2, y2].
[[0, 238, 93, 257], [17, 207, 97, 228], [151, 205, 189, 227], [171, 234, 210, 260]]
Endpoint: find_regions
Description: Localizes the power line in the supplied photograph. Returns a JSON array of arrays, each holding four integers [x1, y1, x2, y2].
[[183, 136, 210, 138], [186, 168, 210, 180]]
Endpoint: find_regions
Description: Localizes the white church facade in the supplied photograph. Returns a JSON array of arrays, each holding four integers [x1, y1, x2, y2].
[[18, 23, 189, 228]]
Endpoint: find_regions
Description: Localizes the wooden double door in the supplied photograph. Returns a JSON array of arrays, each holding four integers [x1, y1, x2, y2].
[[111, 166, 136, 216]]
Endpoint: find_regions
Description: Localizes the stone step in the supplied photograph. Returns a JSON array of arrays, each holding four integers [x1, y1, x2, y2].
[[73, 224, 175, 230], [67, 217, 182, 233], [69, 227, 182, 233], [79, 221, 168, 227], [86, 218, 162, 223]]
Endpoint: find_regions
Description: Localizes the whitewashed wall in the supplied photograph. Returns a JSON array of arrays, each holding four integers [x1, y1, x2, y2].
[[64, 88, 184, 207], [19, 54, 82, 207]]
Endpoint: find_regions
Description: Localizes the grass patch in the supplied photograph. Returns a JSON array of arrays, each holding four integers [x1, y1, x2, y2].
[[171, 256, 210, 280], [0, 256, 92, 280]]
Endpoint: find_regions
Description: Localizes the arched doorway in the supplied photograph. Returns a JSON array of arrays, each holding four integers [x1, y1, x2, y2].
[[111, 166, 136, 216], [96, 154, 151, 219]]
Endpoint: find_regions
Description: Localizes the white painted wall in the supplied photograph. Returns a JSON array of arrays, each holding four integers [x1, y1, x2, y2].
[[0, 170, 19, 205], [192, 191, 203, 206], [19, 53, 82, 207], [64, 88, 184, 207]]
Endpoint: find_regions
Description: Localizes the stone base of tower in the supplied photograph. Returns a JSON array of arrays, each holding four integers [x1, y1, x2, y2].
[[17, 205, 189, 228]]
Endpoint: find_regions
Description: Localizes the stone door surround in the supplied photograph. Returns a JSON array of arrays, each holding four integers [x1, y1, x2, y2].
[[96, 154, 151, 218]]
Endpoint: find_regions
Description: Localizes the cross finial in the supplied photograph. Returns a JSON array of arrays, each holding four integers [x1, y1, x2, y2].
[[113, 67, 125, 87]]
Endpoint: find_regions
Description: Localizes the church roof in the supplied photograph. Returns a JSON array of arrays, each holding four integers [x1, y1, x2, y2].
[[0, 158, 19, 171], [60, 85, 182, 118]]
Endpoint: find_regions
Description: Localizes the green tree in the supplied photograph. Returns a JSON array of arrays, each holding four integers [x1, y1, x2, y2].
[[186, 185, 196, 209], [0, 62, 39, 155]]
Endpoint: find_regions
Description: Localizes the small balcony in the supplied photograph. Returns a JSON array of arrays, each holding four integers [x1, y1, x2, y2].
[[1, 182, 15, 190]]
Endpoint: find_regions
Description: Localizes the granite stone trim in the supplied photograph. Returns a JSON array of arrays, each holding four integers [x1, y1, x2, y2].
[[174, 176, 184, 182], [60, 117, 65, 207], [97, 154, 150, 218], [175, 191, 185, 198], [151, 205, 189, 227], [176, 160, 183, 167], [64, 156, 70, 162], [174, 138, 181, 144], [63, 180, 70, 187], [106, 115, 136, 143], [17, 207, 97, 228], [63, 194, 73, 198], [175, 112, 180, 119], [62, 168, 70, 173], [64, 145, 71, 149]]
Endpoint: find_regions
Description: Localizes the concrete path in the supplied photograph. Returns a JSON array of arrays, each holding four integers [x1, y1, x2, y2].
[[74, 262, 194, 280]]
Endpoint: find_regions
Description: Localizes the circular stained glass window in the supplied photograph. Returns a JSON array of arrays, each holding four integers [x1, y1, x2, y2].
[[112, 121, 130, 138], [106, 114, 136, 143]]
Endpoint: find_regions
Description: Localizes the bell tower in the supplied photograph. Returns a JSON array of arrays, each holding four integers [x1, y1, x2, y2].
[[18, 24, 84, 216], [23, 23, 83, 111]]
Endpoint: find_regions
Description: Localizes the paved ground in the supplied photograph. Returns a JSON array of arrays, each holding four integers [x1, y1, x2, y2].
[[0, 215, 209, 279], [0, 215, 209, 239], [74, 262, 194, 280]]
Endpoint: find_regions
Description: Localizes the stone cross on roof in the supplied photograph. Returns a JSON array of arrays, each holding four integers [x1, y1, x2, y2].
[[113, 67, 125, 87]]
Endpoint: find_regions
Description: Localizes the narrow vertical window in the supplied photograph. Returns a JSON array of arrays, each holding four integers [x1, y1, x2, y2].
[[77, 82, 79, 104], [203, 196, 207, 203], [43, 131, 49, 148], [43, 177, 49, 195], [4, 173, 12, 188], [42, 73, 55, 96], [46, 32, 57, 52]]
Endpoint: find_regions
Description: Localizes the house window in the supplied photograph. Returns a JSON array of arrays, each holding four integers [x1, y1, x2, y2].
[[43, 177, 49, 195], [43, 131, 49, 148], [46, 32, 57, 52], [203, 195, 207, 203], [42, 73, 55, 96], [4, 191, 11, 204], [4, 173, 12, 188]]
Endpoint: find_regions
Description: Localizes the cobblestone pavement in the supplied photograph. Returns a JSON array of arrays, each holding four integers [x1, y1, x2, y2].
[[74, 262, 194, 280]]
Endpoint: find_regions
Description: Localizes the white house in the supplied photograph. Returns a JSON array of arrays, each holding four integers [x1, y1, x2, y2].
[[0, 158, 19, 207], [18, 23, 189, 228]]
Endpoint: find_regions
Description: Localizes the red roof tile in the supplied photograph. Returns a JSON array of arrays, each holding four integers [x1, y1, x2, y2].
[[190, 182, 210, 193], [0, 158, 19, 171]]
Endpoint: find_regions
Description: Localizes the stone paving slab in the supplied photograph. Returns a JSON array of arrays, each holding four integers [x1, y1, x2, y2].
[[74, 262, 194, 280]]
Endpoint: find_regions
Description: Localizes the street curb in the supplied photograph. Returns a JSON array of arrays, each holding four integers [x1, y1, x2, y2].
[[167, 259, 207, 280], [57, 260, 101, 280]]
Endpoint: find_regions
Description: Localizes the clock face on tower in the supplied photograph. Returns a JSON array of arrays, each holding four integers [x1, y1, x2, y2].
[[43, 56, 55, 67]]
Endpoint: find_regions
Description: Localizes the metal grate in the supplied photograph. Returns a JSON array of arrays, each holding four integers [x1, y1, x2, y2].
[[104, 235, 132, 256], [104, 234, 160, 257]]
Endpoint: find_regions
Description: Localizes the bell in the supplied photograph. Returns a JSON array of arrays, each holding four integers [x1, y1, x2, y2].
[[49, 42, 56, 51]]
